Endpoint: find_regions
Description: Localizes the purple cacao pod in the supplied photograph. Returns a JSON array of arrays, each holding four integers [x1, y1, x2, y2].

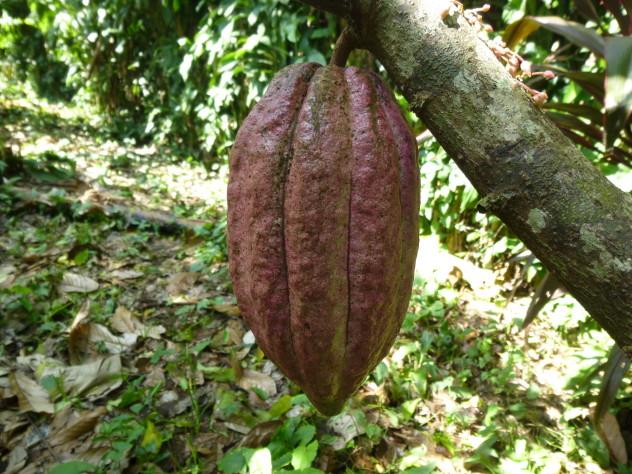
[[227, 63, 420, 415]]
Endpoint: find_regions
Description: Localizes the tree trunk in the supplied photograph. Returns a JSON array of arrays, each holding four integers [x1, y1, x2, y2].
[[298, 0, 632, 354]]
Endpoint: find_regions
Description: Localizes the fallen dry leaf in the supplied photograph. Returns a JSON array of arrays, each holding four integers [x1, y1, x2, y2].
[[156, 390, 191, 417], [41, 355, 122, 401], [49, 406, 107, 446], [69, 301, 91, 329], [4, 444, 27, 474], [70, 320, 136, 363], [70, 302, 137, 362], [226, 319, 245, 346], [68, 302, 91, 363], [415, 235, 495, 293], [224, 422, 251, 434], [0, 263, 16, 288], [59, 272, 99, 293], [237, 370, 277, 398], [142, 366, 166, 387], [111, 306, 165, 339], [109, 268, 144, 280], [87, 324, 137, 353], [213, 303, 241, 317], [327, 412, 366, 450], [0, 373, 14, 400], [0, 411, 29, 450], [166, 272, 199, 296], [238, 420, 283, 448], [10, 372, 54, 414], [15, 354, 65, 376]]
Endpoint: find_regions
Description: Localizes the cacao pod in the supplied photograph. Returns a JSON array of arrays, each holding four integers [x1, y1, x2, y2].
[[227, 63, 420, 415]]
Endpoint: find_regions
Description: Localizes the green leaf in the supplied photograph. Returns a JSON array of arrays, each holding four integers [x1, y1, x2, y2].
[[73, 249, 90, 265], [401, 467, 436, 474], [306, 50, 326, 65], [141, 420, 162, 453], [268, 394, 292, 418], [49, 461, 95, 474], [291, 440, 318, 470], [218, 448, 249, 474], [40, 374, 59, 394], [605, 37, 632, 148], [543, 102, 603, 123], [294, 423, 316, 446], [545, 65, 605, 102], [545, 111, 602, 141], [504, 16, 605, 56], [200, 365, 234, 382], [401, 399, 421, 421]]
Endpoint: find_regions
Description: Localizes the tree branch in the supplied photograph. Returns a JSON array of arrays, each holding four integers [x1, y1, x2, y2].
[[298, 0, 632, 355], [329, 27, 359, 67]]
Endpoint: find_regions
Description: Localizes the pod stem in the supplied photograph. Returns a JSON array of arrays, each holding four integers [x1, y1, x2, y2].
[[330, 27, 359, 67]]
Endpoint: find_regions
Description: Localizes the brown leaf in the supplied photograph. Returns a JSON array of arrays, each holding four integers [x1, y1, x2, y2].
[[0, 411, 29, 450], [0, 263, 16, 289], [237, 370, 277, 398], [111, 306, 165, 339], [213, 303, 241, 317], [224, 422, 251, 434], [50, 407, 107, 446], [327, 412, 366, 450], [70, 317, 136, 362], [110, 306, 136, 333], [59, 272, 99, 293], [109, 268, 144, 280], [15, 354, 65, 374], [156, 390, 191, 417], [142, 366, 166, 387], [238, 420, 283, 448], [4, 445, 27, 474], [68, 302, 92, 363], [0, 374, 14, 400], [10, 372, 54, 414], [42, 355, 122, 401], [226, 320, 245, 346], [166, 272, 199, 296]]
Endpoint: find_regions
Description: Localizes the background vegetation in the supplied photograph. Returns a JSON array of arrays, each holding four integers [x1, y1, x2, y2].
[[1, 0, 631, 473]]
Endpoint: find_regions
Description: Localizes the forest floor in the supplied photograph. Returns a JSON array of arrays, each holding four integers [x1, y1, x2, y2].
[[0, 88, 625, 474]]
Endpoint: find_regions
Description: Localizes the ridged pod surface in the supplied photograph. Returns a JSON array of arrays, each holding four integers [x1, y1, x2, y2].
[[227, 63, 420, 415]]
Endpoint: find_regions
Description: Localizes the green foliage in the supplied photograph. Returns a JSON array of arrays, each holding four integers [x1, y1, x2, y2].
[[502, 2, 632, 165], [0, 0, 73, 100], [48, 461, 96, 474], [1, 0, 337, 166]]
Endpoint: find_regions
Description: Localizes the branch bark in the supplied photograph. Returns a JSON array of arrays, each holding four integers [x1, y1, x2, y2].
[[298, 0, 632, 354]]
